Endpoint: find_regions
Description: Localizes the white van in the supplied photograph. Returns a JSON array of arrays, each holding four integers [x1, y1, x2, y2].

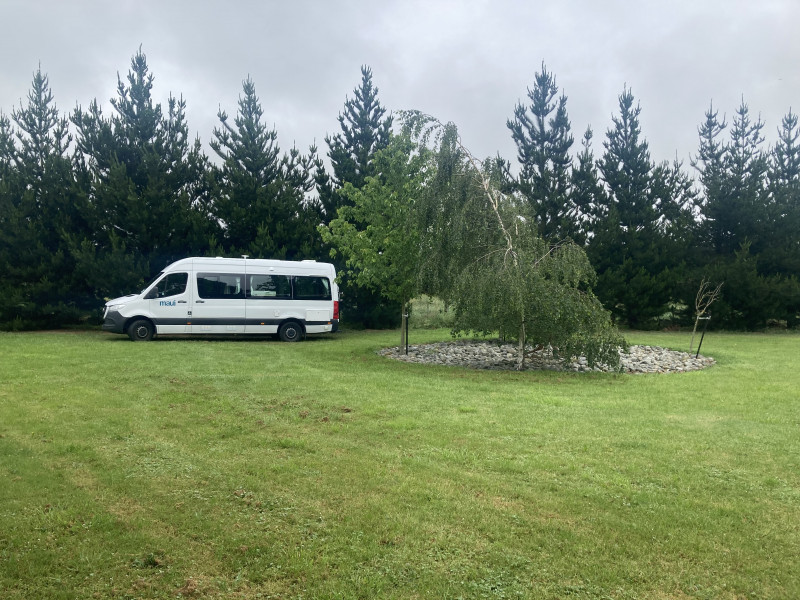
[[102, 257, 339, 341]]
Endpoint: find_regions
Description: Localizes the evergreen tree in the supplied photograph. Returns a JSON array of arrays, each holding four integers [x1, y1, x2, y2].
[[210, 76, 321, 260], [692, 102, 728, 255], [0, 112, 22, 327], [0, 112, 13, 172], [0, 69, 91, 328], [764, 109, 800, 278], [507, 63, 575, 241], [569, 127, 606, 245], [597, 87, 654, 232], [318, 65, 393, 221], [690, 99, 796, 329], [316, 66, 397, 327], [724, 100, 769, 254], [696, 100, 768, 257], [650, 158, 698, 242], [700, 241, 799, 329], [650, 157, 701, 323], [590, 87, 675, 327], [72, 49, 212, 297]]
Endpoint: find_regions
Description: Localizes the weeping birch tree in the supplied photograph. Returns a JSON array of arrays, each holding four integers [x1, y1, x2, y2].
[[407, 112, 626, 369], [321, 111, 625, 368]]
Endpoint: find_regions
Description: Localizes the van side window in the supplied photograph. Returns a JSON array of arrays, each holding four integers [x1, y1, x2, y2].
[[293, 276, 331, 300], [197, 273, 244, 299], [248, 274, 291, 299], [154, 272, 188, 298]]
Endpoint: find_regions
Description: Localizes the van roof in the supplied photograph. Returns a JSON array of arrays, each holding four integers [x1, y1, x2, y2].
[[163, 257, 335, 272]]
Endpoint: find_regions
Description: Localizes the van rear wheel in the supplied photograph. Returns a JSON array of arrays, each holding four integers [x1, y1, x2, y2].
[[278, 321, 303, 342], [128, 319, 154, 341]]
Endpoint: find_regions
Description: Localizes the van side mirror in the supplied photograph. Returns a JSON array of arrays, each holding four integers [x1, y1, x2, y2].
[[144, 289, 157, 300]]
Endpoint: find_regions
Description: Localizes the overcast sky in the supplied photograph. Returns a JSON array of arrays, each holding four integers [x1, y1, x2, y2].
[[2, 0, 797, 170]]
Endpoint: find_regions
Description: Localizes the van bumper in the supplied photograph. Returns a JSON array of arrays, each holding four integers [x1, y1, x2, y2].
[[331, 319, 339, 333], [102, 309, 126, 334]]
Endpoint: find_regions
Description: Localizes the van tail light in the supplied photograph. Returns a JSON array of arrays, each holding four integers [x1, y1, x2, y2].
[[333, 300, 339, 320]]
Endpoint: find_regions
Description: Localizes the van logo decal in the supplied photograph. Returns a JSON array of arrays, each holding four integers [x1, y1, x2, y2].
[[159, 300, 177, 307]]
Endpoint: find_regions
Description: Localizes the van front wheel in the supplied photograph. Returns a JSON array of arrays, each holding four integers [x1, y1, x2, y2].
[[278, 321, 303, 342], [128, 319, 154, 341]]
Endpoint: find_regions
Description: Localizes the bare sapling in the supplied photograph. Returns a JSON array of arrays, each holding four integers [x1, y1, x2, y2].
[[690, 278, 723, 353]]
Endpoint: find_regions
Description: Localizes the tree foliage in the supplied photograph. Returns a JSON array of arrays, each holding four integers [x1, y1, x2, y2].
[[316, 65, 397, 328], [588, 87, 686, 328], [568, 127, 606, 245], [72, 49, 211, 297], [764, 109, 800, 278], [317, 65, 393, 222], [692, 100, 800, 328], [0, 68, 90, 327], [319, 133, 425, 311], [506, 63, 576, 241], [1, 54, 799, 332], [405, 113, 625, 368], [210, 76, 321, 259]]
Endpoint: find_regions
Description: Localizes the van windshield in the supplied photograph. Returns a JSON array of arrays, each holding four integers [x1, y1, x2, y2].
[[141, 272, 164, 294]]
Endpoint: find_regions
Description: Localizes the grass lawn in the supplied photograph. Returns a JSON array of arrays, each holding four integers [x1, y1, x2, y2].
[[0, 328, 798, 599]]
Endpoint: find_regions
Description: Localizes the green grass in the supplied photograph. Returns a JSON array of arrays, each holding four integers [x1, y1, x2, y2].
[[0, 329, 798, 599]]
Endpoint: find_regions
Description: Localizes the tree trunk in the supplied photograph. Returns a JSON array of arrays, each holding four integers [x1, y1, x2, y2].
[[689, 315, 699, 353], [517, 321, 526, 370], [400, 301, 407, 352]]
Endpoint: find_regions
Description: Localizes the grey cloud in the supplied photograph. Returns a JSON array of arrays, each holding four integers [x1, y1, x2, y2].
[[1, 0, 797, 168]]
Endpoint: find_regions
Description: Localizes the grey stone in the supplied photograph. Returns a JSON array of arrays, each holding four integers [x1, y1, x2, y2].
[[377, 340, 715, 374]]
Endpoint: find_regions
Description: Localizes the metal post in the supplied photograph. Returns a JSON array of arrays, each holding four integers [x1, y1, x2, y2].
[[404, 305, 409, 355], [695, 314, 711, 359]]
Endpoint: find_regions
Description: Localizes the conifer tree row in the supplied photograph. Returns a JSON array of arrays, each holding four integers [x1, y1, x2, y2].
[[0, 55, 798, 330], [501, 66, 799, 329]]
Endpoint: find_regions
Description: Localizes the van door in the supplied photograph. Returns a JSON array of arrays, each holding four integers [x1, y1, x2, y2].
[[191, 271, 246, 334], [244, 272, 292, 334], [147, 272, 192, 334], [293, 275, 334, 334]]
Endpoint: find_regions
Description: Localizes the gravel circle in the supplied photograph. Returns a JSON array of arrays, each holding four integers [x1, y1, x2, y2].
[[378, 340, 715, 374]]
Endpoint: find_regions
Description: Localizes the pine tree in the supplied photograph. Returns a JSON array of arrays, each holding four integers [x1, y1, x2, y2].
[[771, 110, 800, 192], [1, 68, 91, 327], [316, 66, 397, 327], [692, 102, 729, 254], [590, 87, 676, 327], [764, 109, 800, 277], [695, 99, 768, 257], [72, 49, 212, 296], [569, 127, 606, 245], [651, 158, 699, 245], [690, 99, 795, 329], [597, 87, 654, 232], [724, 100, 769, 255], [210, 76, 321, 259], [507, 63, 575, 241], [651, 157, 700, 322], [319, 65, 393, 220], [0, 112, 13, 172], [0, 111, 22, 327]]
